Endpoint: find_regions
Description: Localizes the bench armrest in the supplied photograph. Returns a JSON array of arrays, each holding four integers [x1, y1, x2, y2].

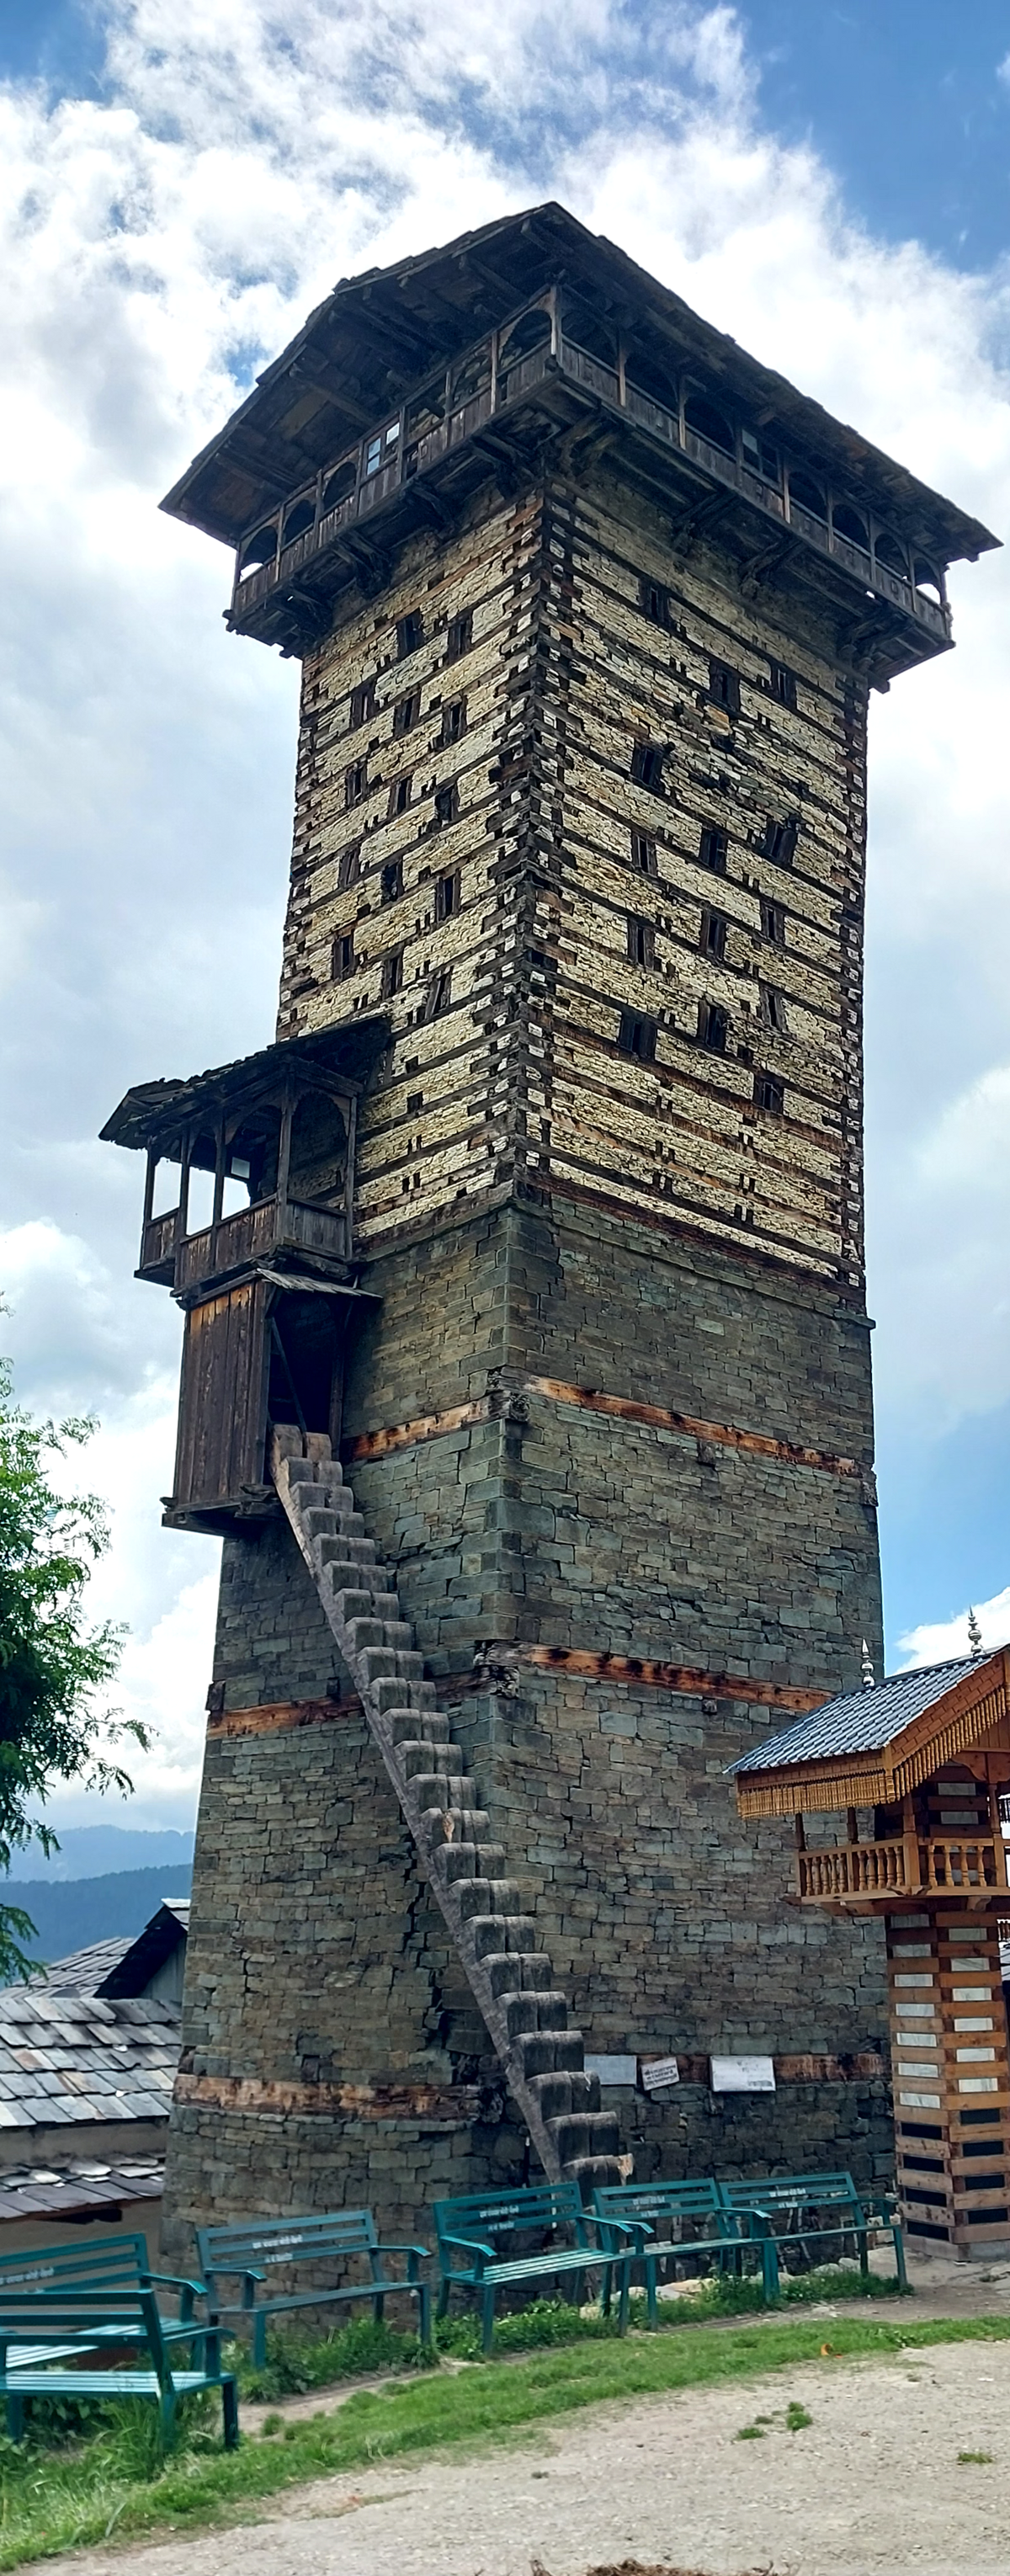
[[594, 2215, 651, 2244], [376, 2243, 430, 2259], [438, 2233, 496, 2270], [143, 2270, 207, 2323]]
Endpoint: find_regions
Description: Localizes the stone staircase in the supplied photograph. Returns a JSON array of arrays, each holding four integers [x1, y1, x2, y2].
[[271, 1428, 624, 2194]]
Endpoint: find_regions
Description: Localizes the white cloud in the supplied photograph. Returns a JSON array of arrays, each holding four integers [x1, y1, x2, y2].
[[3, 0, 1010, 1807], [900, 1583, 1010, 1671]]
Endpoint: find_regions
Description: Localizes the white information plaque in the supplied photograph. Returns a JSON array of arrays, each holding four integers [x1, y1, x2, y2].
[[584, 2054, 638, 2088], [641, 2056, 681, 2093], [710, 2054, 776, 2094]]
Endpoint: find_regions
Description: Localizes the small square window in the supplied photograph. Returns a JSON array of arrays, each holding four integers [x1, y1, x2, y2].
[[627, 915, 655, 970], [334, 931, 355, 982], [769, 660, 796, 711], [709, 660, 740, 717], [630, 828, 656, 876], [698, 999, 729, 1053], [435, 870, 460, 923], [338, 841, 361, 891], [396, 610, 423, 660], [381, 859, 402, 903], [761, 896, 786, 945], [381, 948, 404, 998], [699, 822, 727, 875], [755, 1072, 784, 1115], [434, 780, 459, 828], [388, 775, 412, 817], [392, 689, 420, 737], [345, 758, 367, 809], [763, 815, 797, 866], [631, 740, 665, 792], [640, 577, 670, 628], [618, 1007, 657, 1061], [445, 609, 472, 663], [349, 681, 375, 729], [442, 696, 466, 744], [700, 907, 726, 961], [407, 1089, 423, 1114]]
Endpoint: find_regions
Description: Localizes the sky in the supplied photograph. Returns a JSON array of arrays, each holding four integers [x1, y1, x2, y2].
[[2, 0, 1010, 1834]]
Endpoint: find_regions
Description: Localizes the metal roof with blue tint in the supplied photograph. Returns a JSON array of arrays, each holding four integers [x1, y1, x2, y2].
[[731, 1654, 985, 1777]]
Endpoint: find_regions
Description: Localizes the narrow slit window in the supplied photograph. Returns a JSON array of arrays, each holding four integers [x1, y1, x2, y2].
[[627, 915, 655, 970], [698, 999, 729, 1054], [755, 1072, 784, 1115], [381, 859, 402, 902], [618, 1007, 657, 1061], [338, 841, 361, 891], [345, 758, 367, 809], [630, 828, 656, 876], [761, 896, 786, 946], [699, 822, 727, 875], [396, 610, 423, 660], [389, 775, 412, 817], [381, 948, 404, 998], [708, 660, 740, 717], [768, 660, 796, 710], [426, 967, 452, 1017], [334, 930, 355, 982], [434, 780, 459, 828], [631, 740, 665, 792], [442, 696, 466, 744], [349, 680, 375, 729], [640, 577, 670, 628], [700, 907, 727, 961], [392, 689, 420, 737], [435, 870, 460, 922], [762, 985, 788, 1033], [763, 815, 797, 866], [445, 609, 472, 663]]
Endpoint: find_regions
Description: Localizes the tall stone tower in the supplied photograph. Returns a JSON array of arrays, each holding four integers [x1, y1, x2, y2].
[[104, 205, 994, 2247]]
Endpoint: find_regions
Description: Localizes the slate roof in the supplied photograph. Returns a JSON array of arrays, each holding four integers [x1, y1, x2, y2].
[[35, 1936, 136, 1997], [0, 2157, 163, 2225], [38, 1899, 190, 2001], [731, 1653, 990, 1778], [0, 1989, 178, 2132]]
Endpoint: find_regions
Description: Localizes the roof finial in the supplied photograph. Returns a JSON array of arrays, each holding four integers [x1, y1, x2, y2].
[[968, 1605, 983, 1658], [861, 1637, 875, 1690]]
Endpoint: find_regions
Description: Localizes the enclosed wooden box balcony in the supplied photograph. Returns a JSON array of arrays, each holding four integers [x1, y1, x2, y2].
[[102, 1019, 387, 1524]]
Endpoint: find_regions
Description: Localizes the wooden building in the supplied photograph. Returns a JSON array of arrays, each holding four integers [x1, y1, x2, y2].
[[102, 204, 997, 2249], [733, 1653, 1010, 2253]]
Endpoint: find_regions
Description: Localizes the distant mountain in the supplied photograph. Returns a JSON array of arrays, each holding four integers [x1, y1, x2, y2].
[[8, 1828, 194, 1882], [11, 1865, 194, 1966]]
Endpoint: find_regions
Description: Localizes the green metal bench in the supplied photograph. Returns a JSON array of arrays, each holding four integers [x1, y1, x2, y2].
[[716, 2169, 906, 2291], [0, 2235, 236, 2446], [433, 2182, 635, 2353], [593, 2176, 779, 2322], [195, 2210, 431, 2366]]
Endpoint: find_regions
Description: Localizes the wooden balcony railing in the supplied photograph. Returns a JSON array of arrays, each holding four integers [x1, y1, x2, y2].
[[140, 1195, 348, 1296], [798, 1833, 1008, 1904]]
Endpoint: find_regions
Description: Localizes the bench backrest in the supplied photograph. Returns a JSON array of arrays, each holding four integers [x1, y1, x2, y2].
[[593, 2179, 727, 2237], [0, 2233, 150, 2300], [717, 2171, 864, 2221], [196, 2210, 380, 2283], [433, 2184, 589, 2252], [0, 2282, 166, 2372]]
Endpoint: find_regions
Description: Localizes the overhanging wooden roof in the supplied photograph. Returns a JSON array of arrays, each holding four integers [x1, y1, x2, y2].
[[100, 1018, 390, 1160], [731, 1649, 1010, 1818], [161, 202, 997, 571]]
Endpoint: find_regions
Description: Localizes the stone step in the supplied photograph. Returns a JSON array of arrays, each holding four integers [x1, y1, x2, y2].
[[398, 1740, 465, 1779], [285, 1456, 343, 1489], [420, 1805, 490, 1839], [371, 1674, 435, 1713], [564, 2154, 626, 2197], [481, 1950, 555, 1998], [390, 1709, 452, 1745], [300, 1502, 358, 1539], [526, 2069, 602, 2121], [455, 1878, 525, 1921], [318, 1536, 377, 1571], [501, 1990, 570, 2036], [468, 1913, 539, 1959], [436, 1842, 508, 1883], [407, 1772, 472, 1811], [513, 2030, 585, 2077], [545, 2110, 620, 2165]]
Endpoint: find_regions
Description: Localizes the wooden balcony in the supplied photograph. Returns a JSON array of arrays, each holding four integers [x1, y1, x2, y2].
[[140, 1195, 348, 1296], [798, 1832, 1008, 1908]]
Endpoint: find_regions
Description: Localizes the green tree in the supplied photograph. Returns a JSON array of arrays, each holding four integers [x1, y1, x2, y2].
[[0, 1352, 143, 1977]]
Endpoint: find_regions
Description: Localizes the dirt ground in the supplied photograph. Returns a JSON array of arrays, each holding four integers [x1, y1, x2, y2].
[[28, 2249, 1010, 2576]]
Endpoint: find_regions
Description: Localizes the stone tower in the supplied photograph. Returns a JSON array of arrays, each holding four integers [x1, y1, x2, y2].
[[104, 205, 994, 2249]]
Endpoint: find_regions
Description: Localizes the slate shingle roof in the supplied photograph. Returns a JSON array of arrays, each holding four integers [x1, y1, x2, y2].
[[731, 1654, 987, 1778], [0, 1989, 178, 2132], [0, 2157, 163, 2223]]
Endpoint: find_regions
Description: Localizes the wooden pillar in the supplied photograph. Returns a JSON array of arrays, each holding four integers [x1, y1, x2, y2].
[[889, 1905, 1010, 2253]]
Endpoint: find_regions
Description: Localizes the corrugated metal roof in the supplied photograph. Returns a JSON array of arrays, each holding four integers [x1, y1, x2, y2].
[[0, 1989, 178, 2132], [731, 1653, 989, 1776]]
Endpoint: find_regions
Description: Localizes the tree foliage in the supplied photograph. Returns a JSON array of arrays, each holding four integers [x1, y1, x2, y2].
[[0, 1354, 142, 1977]]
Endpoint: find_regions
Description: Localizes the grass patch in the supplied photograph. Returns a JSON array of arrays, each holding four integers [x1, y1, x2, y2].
[[2, 2311, 1010, 2568], [958, 2448, 994, 2465]]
